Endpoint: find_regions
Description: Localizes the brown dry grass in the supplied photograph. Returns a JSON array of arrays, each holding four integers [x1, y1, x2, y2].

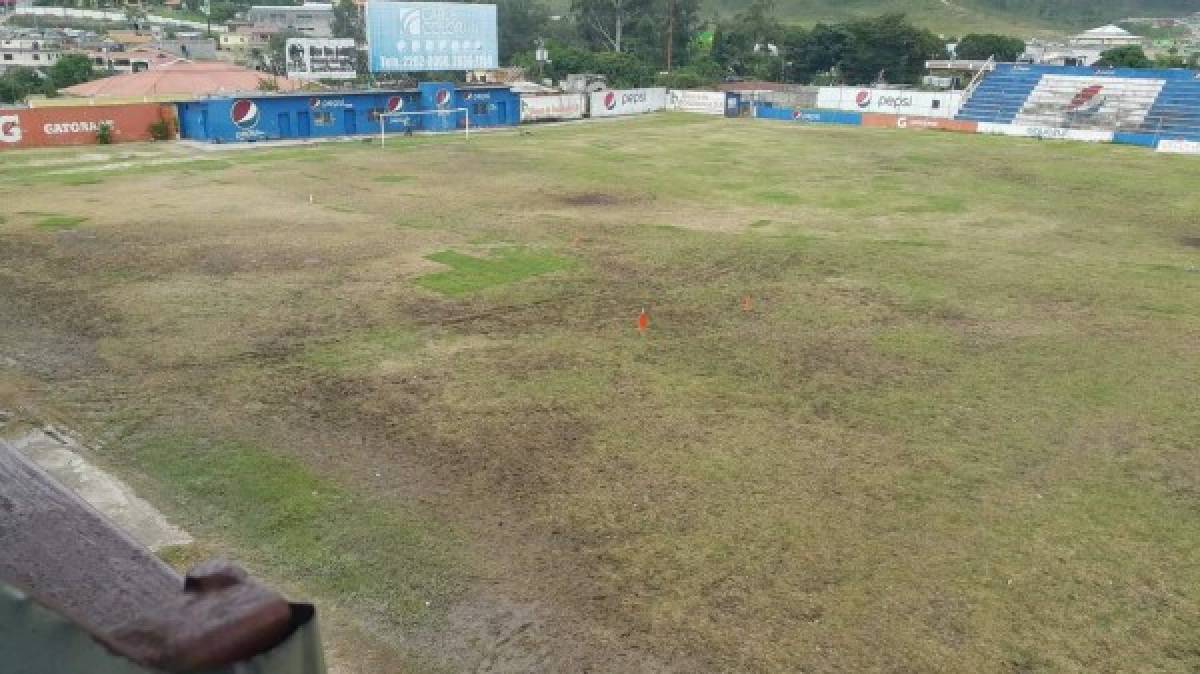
[[2, 116, 1199, 672]]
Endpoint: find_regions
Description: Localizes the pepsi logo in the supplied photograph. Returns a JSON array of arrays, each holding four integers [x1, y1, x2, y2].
[[434, 89, 451, 107], [386, 96, 405, 113], [855, 90, 872, 108], [604, 91, 617, 110], [230, 99, 260, 130]]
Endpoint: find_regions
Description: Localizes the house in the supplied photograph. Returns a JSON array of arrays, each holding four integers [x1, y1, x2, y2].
[[0, 36, 62, 73], [1069, 25, 1143, 49], [245, 3, 334, 38]]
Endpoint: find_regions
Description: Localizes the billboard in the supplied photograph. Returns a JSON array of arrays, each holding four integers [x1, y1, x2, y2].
[[667, 90, 725, 115], [816, 87, 963, 118], [588, 88, 668, 117], [519, 94, 586, 122], [286, 38, 357, 80], [977, 122, 1113, 143], [366, 2, 497, 72], [1157, 139, 1200, 154], [861, 113, 977, 133]]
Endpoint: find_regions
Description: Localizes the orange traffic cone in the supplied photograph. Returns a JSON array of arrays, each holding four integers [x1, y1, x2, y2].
[[741, 295, 753, 313], [637, 308, 649, 334]]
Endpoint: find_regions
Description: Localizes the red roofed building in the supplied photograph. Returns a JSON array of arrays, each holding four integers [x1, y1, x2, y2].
[[61, 61, 306, 101]]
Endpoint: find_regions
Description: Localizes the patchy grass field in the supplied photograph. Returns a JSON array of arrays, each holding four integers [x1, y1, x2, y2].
[[2, 115, 1199, 672]]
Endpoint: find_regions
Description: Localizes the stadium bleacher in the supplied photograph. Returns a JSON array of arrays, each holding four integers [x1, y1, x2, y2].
[[957, 64, 1200, 142]]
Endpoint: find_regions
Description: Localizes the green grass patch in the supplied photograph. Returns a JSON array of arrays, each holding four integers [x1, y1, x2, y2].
[[58, 174, 104, 186], [120, 435, 462, 630], [417, 248, 575, 296], [36, 215, 87, 231], [374, 174, 414, 183]]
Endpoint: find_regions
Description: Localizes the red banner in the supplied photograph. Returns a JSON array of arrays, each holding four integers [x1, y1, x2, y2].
[[0, 103, 176, 150]]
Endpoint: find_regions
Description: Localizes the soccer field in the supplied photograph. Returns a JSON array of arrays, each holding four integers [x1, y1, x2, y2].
[[2, 114, 1199, 672]]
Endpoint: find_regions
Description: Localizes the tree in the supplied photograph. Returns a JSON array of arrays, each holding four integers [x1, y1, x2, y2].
[[266, 29, 301, 74], [332, 0, 362, 40], [497, 0, 551, 63], [0, 67, 49, 103], [955, 33, 1025, 61], [838, 14, 943, 85], [573, 0, 650, 53], [48, 53, 95, 89], [209, 2, 238, 23], [1096, 45, 1151, 68]]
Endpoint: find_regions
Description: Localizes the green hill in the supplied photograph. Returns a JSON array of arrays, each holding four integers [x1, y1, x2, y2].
[[710, 0, 1197, 36]]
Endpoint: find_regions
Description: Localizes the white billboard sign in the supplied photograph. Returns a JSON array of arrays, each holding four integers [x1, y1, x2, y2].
[[519, 94, 586, 122], [588, 88, 668, 117], [977, 122, 1114, 143], [667, 90, 725, 115], [286, 38, 357, 80], [816, 87, 963, 118], [1156, 139, 1200, 154]]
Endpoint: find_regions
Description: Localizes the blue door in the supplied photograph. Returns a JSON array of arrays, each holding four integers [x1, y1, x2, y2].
[[277, 113, 292, 138], [199, 109, 208, 139], [297, 111, 311, 137], [344, 110, 357, 135]]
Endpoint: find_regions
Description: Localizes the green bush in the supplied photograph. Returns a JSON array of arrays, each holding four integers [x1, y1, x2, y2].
[[148, 119, 173, 141], [96, 123, 113, 145]]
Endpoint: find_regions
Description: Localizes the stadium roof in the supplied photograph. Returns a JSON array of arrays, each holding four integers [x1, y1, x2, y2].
[[1078, 24, 1135, 37], [62, 62, 305, 99]]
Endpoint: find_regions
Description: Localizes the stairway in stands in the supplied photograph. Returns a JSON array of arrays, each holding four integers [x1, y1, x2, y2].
[[955, 63, 1200, 142], [1141, 80, 1200, 141], [956, 65, 1044, 124]]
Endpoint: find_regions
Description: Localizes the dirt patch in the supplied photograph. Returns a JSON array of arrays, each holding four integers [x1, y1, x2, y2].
[[1180, 235, 1200, 248], [561, 192, 625, 207]]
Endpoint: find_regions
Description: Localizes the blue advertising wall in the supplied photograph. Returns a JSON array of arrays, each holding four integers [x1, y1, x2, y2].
[[176, 86, 518, 143], [754, 105, 862, 126], [366, 2, 497, 73]]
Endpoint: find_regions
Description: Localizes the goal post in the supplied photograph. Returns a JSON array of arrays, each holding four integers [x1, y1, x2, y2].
[[378, 108, 470, 146]]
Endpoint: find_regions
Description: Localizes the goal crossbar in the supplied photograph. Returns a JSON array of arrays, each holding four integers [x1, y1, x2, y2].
[[379, 108, 470, 146]]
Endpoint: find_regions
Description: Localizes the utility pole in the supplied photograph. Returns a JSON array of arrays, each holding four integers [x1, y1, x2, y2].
[[665, 0, 674, 71]]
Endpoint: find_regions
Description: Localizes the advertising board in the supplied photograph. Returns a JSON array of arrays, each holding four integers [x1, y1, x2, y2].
[[519, 94, 586, 122], [861, 113, 977, 133], [588, 88, 668, 117], [366, 2, 497, 72], [816, 87, 963, 118], [0, 104, 174, 150], [667, 90, 725, 115], [286, 38, 357, 80], [977, 122, 1114, 142], [1156, 139, 1200, 154]]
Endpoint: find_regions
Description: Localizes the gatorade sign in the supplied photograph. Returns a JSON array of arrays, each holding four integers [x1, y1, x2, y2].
[[0, 103, 175, 150]]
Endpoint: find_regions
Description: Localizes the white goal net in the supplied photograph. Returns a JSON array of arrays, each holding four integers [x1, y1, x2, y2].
[[379, 108, 470, 146]]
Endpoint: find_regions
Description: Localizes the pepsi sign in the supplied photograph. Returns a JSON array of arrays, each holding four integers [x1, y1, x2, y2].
[[230, 100, 260, 129]]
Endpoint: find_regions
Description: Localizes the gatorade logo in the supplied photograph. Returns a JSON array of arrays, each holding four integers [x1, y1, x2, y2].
[[855, 90, 872, 108], [604, 91, 617, 110], [435, 89, 451, 107], [0, 115, 21, 144], [386, 96, 405, 112]]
